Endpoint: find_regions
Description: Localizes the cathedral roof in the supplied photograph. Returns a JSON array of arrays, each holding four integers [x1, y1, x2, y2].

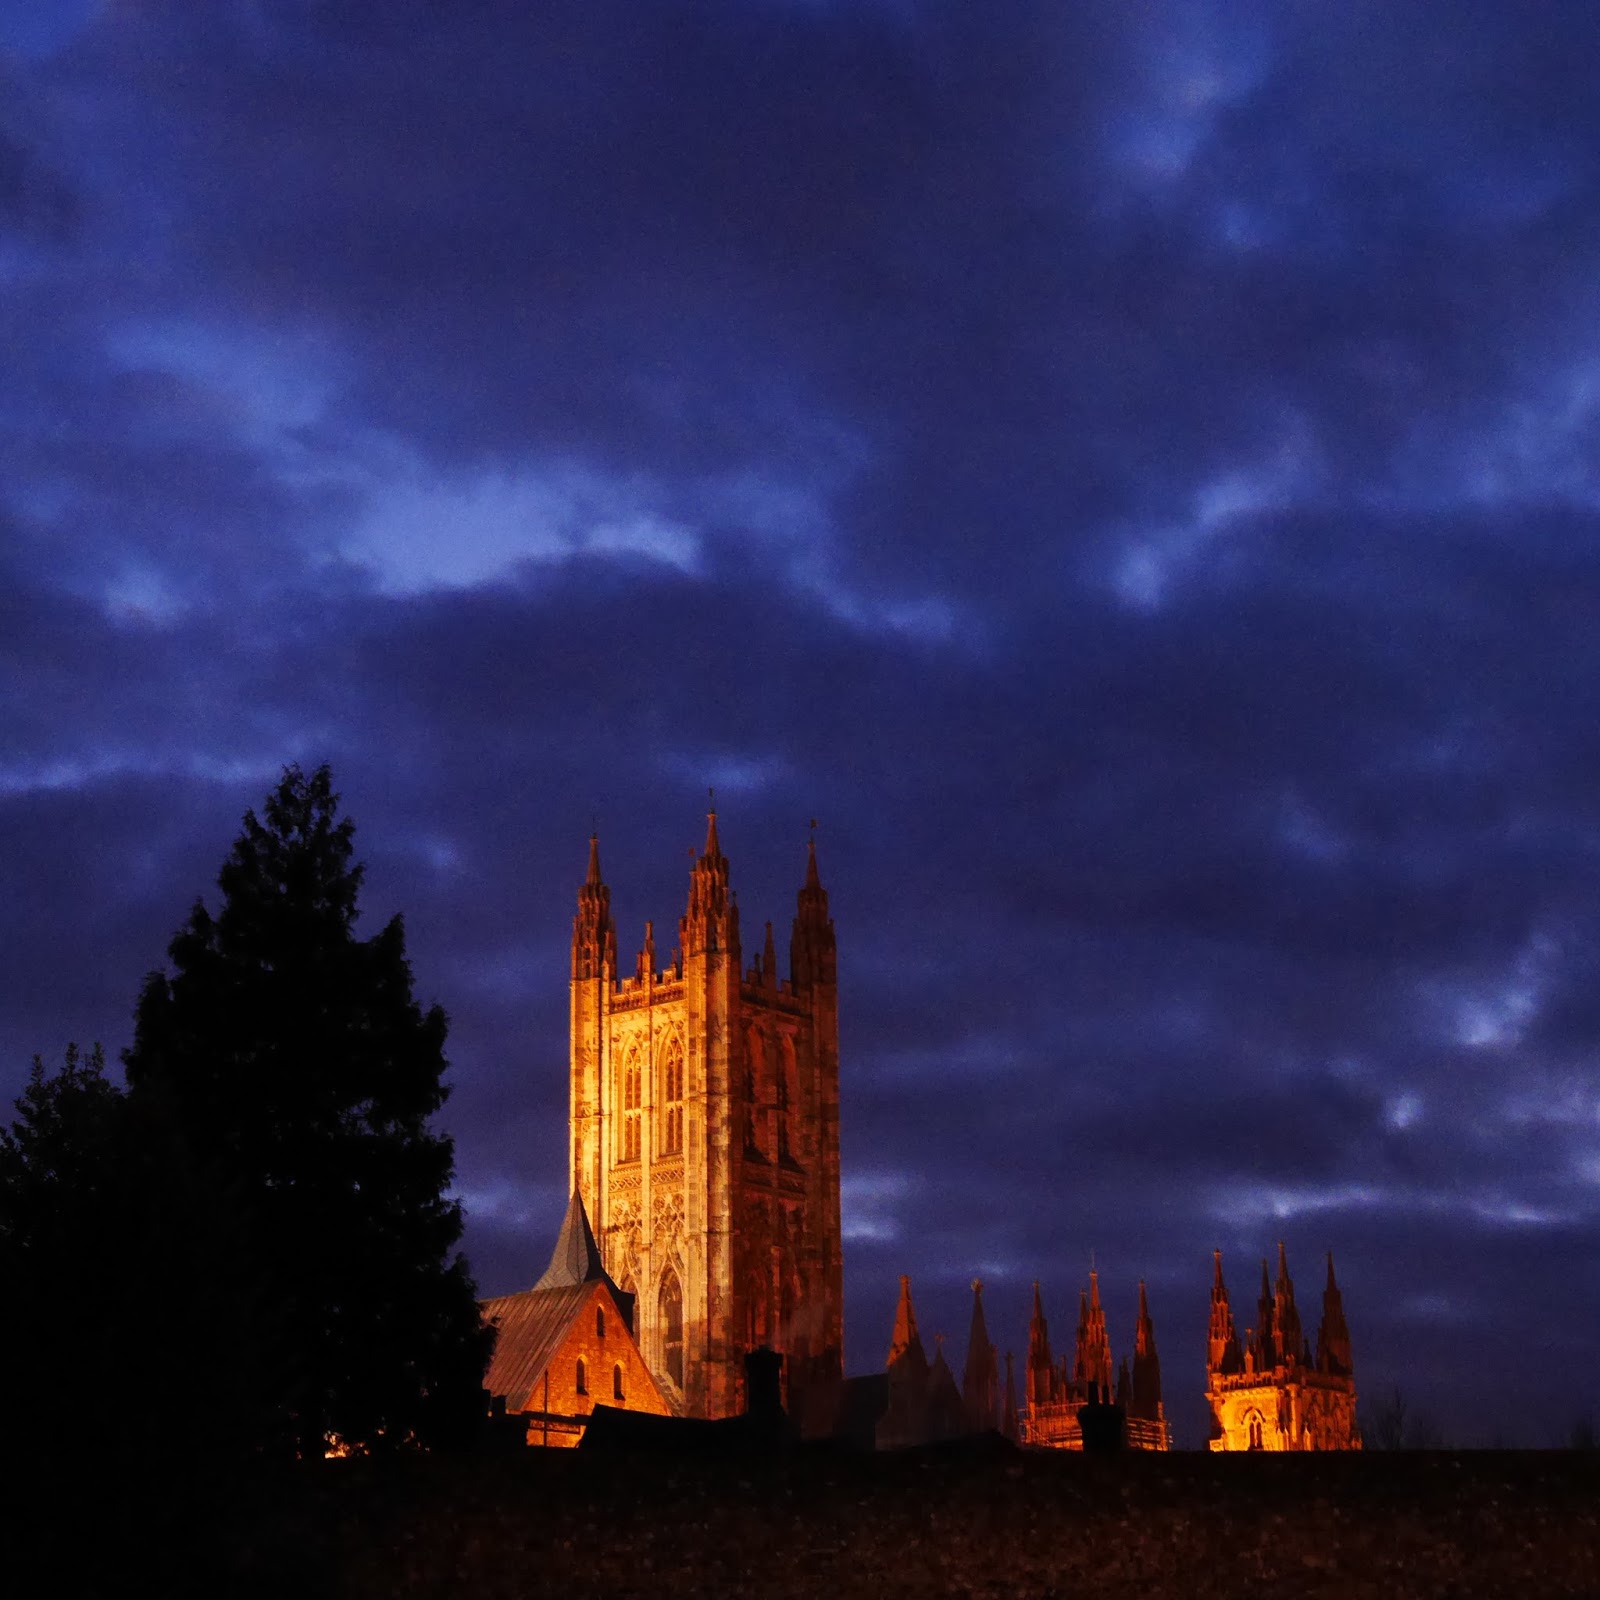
[[480, 1281, 599, 1413], [480, 1191, 639, 1413]]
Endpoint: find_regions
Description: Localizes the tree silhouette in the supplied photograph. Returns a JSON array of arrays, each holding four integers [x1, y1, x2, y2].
[[123, 763, 491, 1457]]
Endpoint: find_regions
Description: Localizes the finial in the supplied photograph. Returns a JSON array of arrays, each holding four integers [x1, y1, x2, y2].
[[585, 830, 602, 886], [971, 1277, 983, 1296]]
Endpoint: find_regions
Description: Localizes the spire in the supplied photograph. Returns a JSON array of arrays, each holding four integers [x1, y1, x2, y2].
[[790, 827, 835, 989], [1130, 1279, 1163, 1421], [1275, 1241, 1304, 1366], [763, 920, 777, 986], [1254, 1257, 1277, 1368], [1026, 1282, 1054, 1407], [886, 1274, 928, 1376], [1316, 1251, 1354, 1377], [572, 832, 613, 981], [1208, 1250, 1243, 1375], [962, 1278, 1000, 1432], [534, 1190, 625, 1300], [1075, 1270, 1113, 1392], [684, 800, 736, 958]]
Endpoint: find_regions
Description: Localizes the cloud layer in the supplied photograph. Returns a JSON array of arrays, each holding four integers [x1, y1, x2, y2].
[[5, 1, 1600, 1445]]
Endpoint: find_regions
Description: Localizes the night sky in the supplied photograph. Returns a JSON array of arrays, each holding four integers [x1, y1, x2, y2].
[[5, 3, 1600, 1450]]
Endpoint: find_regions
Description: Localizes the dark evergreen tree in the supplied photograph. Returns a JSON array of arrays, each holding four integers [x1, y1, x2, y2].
[[123, 763, 491, 1457]]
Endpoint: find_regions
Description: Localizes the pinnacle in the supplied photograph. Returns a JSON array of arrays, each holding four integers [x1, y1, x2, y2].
[[586, 831, 602, 886]]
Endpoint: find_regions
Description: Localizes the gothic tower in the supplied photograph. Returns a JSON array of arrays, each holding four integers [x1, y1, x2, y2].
[[569, 814, 843, 1419]]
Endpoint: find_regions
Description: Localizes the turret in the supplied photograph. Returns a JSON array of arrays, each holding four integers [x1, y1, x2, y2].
[[1208, 1250, 1244, 1376], [1130, 1279, 1163, 1422], [684, 808, 738, 959], [1274, 1241, 1306, 1367], [790, 835, 836, 990], [962, 1278, 1000, 1431], [1252, 1257, 1277, 1369], [1026, 1282, 1054, 1407], [1316, 1252, 1354, 1377], [572, 832, 615, 980], [1074, 1270, 1113, 1394]]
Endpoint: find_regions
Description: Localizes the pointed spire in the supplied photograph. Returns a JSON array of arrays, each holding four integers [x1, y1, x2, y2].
[[1255, 1257, 1277, 1368], [1131, 1279, 1163, 1422], [1075, 1270, 1113, 1392], [684, 798, 735, 957], [1026, 1282, 1054, 1407], [1275, 1240, 1304, 1366], [572, 832, 613, 981], [763, 920, 777, 986], [962, 1278, 1000, 1432], [1208, 1249, 1242, 1375], [887, 1274, 928, 1375], [1316, 1250, 1354, 1377], [534, 1190, 622, 1295], [790, 825, 834, 989]]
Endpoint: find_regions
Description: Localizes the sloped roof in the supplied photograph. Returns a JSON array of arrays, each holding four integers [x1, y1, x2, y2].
[[480, 1281, 595, 1413], [480, 1191, 636, 1412]]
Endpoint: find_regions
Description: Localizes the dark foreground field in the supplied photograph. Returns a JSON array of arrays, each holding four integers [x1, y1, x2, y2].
[[303, 1444, 1597, 1598], [20, 1443, 1598, 1597]]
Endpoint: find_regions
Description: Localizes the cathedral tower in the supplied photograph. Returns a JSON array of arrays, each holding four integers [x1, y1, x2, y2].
[[569, 815, 843, 1418]]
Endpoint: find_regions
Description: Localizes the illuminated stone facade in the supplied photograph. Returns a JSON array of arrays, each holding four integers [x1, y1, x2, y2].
[[569, 815, 843, 1419], [1022, 1272, 1171, 1450], [1206, 1245, 1361, 1451]]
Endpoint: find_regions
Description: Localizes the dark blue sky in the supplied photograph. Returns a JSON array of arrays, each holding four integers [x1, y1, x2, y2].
[[4, 2, 1599, 1448]]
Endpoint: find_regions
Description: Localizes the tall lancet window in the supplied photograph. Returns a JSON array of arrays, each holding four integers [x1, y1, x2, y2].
[[660, 1036, 684, 1155], [660, 1268, 685, 1389], [777, 1036, 797, 1162], [620, 1044, 642, 1163]]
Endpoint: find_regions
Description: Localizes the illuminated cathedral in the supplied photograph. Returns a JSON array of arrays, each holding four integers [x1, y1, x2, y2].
[[485, 814, 1362, 1452], [1206, 1244, 1360, 1451], [568, 812, 843, 1418]]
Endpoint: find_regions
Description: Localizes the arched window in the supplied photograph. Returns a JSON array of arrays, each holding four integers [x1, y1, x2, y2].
[[660, 1036, 684, 1155], [619, 1045, 642, 1163], [575, 1357, 587, 1395], [743, 1030, 766, 1159], [596, 1305, 606, 1339], [660, 1267, 685, 1389], [1248, 1412, 1263, 1450], [776, 1037, 795, 1161], [613, 1364, 624, 1401]]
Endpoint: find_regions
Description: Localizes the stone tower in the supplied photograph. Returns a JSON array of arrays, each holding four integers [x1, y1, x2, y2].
[[569, 813, 843, 1419], [1206, 1244, 1360, 1450]]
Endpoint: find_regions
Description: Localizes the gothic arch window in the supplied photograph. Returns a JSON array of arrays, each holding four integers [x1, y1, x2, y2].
[[619, 1043, 642, 1163], [743, 1028, 766, 1159], [1248, 1411, 1264, 1450], [777, 1036, 796, 1162], [613, 1364, 624, 1401], [660, 1267, 685, 1390], [575, 1357, 587, 1395], [660, 1035, 684, 1156], [596, 1305, 606, 1339]]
